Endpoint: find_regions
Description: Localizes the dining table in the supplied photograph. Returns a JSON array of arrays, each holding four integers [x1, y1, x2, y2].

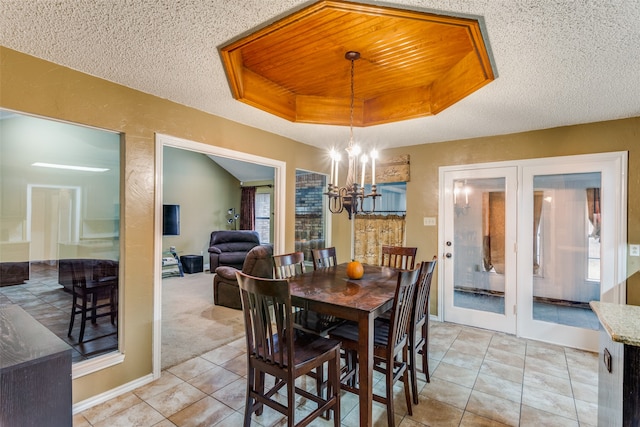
[[288, 262, 400, 426]]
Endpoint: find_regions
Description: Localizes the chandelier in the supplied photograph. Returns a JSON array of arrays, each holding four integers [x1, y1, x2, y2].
[[326, 51, 381, 219]]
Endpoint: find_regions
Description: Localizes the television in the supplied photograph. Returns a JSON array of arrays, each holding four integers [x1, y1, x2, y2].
[[163, 204, 180, 235]]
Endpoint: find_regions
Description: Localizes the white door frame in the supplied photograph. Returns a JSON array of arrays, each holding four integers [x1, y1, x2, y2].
[[516, 151, 627, 350], [153, 133, 286, 378], [440, 166, 518, 334], [437, 152, 627, 348]]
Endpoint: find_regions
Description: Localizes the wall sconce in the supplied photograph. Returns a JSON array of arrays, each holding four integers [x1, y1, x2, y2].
[[227, 208, 239, 230], [454, 180, 471, 216]]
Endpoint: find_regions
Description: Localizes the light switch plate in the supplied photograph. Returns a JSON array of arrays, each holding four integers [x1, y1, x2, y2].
[[630, 244, 640, 257], [423, 217, 436, 226]]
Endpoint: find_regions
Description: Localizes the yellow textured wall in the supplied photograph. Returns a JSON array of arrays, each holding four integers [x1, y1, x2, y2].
[[387, 119, 640, 312], [0, 46, 324, 403], [2, 46, 640, 405]]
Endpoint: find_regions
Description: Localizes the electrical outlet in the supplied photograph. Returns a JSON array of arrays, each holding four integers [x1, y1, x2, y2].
[[630, 244, 640, 257], [423, 217, 436, 226]]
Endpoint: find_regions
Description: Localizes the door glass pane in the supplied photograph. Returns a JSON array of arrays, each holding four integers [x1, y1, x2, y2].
[[0, 109, 120, 362], [453, 177, 506, 314], [532, 173, 600, 330], [295, 170, 327, 266]]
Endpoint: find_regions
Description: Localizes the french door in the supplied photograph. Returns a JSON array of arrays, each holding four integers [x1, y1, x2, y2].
[[441, 167, 518, 334], [439, 152, 627, 351]]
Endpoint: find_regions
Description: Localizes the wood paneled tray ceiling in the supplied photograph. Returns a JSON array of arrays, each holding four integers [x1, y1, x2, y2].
[[220, 0, 495, 127]]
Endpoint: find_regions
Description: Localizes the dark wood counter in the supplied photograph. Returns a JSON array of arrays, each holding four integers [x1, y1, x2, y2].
[[1, 304, 72, 426]]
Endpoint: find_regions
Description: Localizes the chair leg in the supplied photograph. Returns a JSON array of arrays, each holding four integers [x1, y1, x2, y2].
[[316, 364, 325, 396], [244, 366, 255, 427], [403, 361, 413, 418], [344, 349, 357, 387], [331, 350, 341, 426], [91, 293, 99, 324], [317, 364, 331, 420], [110, 287, 117, 325], [287, 376, 295, 427], [255, 371, 265, 416], [422, 322, 430, 383], [79, 297, 88, 343], [68, 294, 77, 337], [409, 336, 419, 405], [386, 360, 395, 427]]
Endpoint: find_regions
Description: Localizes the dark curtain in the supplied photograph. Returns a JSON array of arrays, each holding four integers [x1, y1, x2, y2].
[[482, 191, 506, 274], [482, 193, 493, 272], [586, 188, 601, 240], [240, 186, 256, 230], [484, 191, 544, 274], [532, 191, 543, 275]]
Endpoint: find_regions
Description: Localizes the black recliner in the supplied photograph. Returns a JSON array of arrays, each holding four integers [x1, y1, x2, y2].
[[208, 230, 261, 271]]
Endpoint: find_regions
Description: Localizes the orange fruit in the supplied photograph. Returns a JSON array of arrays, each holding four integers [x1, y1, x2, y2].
[[346, 260, 364, 279]]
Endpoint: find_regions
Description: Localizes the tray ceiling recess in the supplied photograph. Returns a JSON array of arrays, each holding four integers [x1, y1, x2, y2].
[[219, 0, 495, 127]]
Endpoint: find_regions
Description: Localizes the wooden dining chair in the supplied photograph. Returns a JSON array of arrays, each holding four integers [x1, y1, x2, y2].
[[67, 260, 118, 343], [329, 267, 420, 427], [311, 247, 337, 270], [236, 271, 341, 427], [272, 251, 342, 335], [272, 251, 306, 279], [408, 257, 438, 404], [381, 245, 418, 270], [272, 251, 344, 401]]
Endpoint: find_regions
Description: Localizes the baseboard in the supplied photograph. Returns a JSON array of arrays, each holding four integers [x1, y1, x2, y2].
[[72, 373, 156, 414]]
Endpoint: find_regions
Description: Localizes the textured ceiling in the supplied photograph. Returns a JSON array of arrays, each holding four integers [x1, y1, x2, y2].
[[1, 0, 639, 152]]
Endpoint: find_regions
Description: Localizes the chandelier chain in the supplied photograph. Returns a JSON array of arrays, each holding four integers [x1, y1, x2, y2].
[[349, 56, 355, 144]]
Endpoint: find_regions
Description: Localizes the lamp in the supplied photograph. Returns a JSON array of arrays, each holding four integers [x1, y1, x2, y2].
[[326, 51, 381, 220], [227, 208, 239, 229], [454, 180, 471, 216]]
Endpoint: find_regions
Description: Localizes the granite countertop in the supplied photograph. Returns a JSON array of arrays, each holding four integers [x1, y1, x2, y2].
[[590, 301, 640, 346]]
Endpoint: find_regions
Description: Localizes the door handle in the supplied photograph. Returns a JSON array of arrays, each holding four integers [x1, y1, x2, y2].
[[445, 253, 452, 258]]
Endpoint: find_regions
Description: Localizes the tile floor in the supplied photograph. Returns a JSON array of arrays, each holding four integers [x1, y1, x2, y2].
[[0, 262, 117, 362], [454, 290, 600, 330], [73, 321, 599, 426]]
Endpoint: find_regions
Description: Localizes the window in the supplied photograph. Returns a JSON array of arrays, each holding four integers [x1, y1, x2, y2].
[[295, 170, 327, 265], [255, 192, 270, 244], [361, 182, 406, 214], [0, 109, 121, 363]]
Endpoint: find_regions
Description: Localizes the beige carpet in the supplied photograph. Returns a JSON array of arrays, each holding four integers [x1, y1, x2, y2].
[[161, 272, 244, 369]]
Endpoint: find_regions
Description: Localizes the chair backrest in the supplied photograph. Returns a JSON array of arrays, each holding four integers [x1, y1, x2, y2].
[[412, 257, 438, 326], [241, 244, 274, 279], [273, 251, 306, 279], [236, 271, 294, 368], [210, 230, 260, 248], [388, 267, 420, 352], [381, 245, 418, 270], [311, 247, 337, 270], [70, 259, 88, 289]]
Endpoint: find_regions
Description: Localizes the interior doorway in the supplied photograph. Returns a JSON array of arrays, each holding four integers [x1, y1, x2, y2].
[[439, 152, 627, 351], [152, 133, 286, 377], [27, 185, 80, 263]]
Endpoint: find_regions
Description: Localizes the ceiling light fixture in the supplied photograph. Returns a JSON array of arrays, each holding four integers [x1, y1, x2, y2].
[[32, 162, 109, 172], [326, 51, 380, 220]]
